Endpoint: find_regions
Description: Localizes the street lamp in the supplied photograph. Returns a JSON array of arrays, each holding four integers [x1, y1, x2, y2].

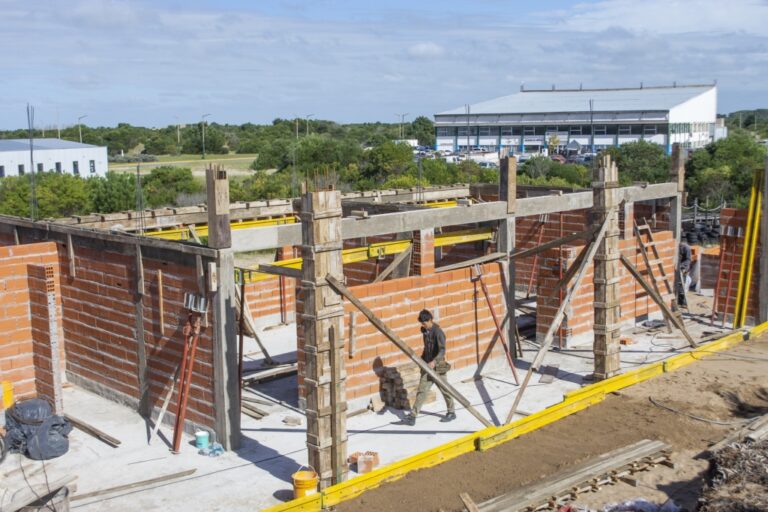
[[305, 114, 314, 136], [201, 113, 211, 159], [174, 116, 181, 148], [395, 113, 409, 140], [77, 115, 87, 143]]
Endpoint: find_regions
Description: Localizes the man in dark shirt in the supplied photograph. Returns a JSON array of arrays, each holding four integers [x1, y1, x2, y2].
[[404, 309, 455, 426], [677, 241, 692, 307]]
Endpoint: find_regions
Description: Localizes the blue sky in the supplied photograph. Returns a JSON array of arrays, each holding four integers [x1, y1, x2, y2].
[[1, 0, 766, 129]]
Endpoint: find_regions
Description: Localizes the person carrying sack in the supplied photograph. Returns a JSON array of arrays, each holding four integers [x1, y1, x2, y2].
[[404, 309, 456, 426]]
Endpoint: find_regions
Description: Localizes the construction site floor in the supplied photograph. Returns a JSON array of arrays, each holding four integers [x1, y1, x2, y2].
[[0, 297, 740, 511]]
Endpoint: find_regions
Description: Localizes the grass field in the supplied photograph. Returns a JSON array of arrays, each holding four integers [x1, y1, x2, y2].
[[109, 153, 259, 177]]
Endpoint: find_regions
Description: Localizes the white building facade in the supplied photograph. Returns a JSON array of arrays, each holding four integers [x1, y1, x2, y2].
[[434, 84, 723, 156], [0, 139, 109, 178]]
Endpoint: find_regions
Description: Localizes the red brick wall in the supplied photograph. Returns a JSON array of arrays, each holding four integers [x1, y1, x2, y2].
[[27, 264, 65, 407], [0, 242, 61, 402], [536, 231, 676, 345], [59, 243, 216, 429], [297, 263, 509, 403], [714, 208, 759, 322]]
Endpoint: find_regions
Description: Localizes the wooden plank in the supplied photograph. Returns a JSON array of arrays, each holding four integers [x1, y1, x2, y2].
[[67, 233, 76, 278], [373, 245, 412, 282], [148, 361, 181, 444], [206, 166, 232, 249], [505, 214, 611, 424], [460, 492, 481, 512], [241, 363, 298, 383], [478, 440, 669, 512], [325, 274, 492, 428], [157, 270, 165, 336], [619, 255, 697, 348], [134, 244, 149, 417], [510, 227, 596, 261], [256, 264, 302, 279], [71, 469, 196, 502], [348, 311, 356, 357], [241, 401, 270, 417], [65, 414, 121, 447], [436, 252, 506, 273], [188, 224, 202, 244]]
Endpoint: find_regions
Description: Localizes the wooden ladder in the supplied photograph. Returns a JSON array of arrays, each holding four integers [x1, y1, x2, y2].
[[634, 219, 675, 331]]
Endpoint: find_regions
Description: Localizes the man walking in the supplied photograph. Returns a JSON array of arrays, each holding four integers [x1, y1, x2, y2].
[[404, 309, 455, 426], [677, 240, 692, 308]]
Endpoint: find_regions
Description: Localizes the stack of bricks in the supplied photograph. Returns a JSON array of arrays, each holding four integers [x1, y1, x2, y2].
[[299, 189, 348, 488], [379, 364, 435, 410]]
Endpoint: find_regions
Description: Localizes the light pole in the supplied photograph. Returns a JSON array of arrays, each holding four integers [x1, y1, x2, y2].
[[174, 116, 181, 148], [305, 114, 314, 136], [201, 113, 210, 159], [395, 113, 409, 140], [77, 115, 87, 143]]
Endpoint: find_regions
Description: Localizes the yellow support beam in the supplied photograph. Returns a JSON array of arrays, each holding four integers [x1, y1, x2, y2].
[[143, 215, 298, 241], [434, 227, 494, 247]]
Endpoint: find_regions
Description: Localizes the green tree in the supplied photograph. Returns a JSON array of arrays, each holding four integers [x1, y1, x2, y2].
[[141, 167, 203, 208], [687, 130, 767, 204], [88, 172, 137, 213], [0, 176, 32, 217], [411, 116, 435, 147], [230, 171, 291, 201], [603, 140, 669, 184], [361, 142, 414, 183], [521, 156, 553, 179]]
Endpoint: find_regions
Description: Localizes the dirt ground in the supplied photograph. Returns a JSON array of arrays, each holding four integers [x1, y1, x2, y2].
[[335, 334, 768, 512]]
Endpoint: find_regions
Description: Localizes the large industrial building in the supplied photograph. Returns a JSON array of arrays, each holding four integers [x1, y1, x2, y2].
[[434, 83, 724, 155], [0, 138, 108, 178]]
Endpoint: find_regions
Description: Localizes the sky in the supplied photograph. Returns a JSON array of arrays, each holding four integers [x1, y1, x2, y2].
[[1, 0, 767, 130]]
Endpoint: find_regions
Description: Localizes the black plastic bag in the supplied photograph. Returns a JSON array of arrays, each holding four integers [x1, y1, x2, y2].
[[5, 398, 72, 460]]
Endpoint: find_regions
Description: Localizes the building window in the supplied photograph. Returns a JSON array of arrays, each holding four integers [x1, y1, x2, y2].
[[545, 125, 558, 132], [457, 126, 469, 137], [618, 125, 632, 135], [478, 126, 493, 136], [500, 126, 513, 136], [436, 127, 453, 137], [89, 160, 96, 174], [37, 163, 43, 173], [593, 125, 607, 135], [73, 161, 79, 175], [569, 125, 582, 135], [55, 162, 62, 173], [523, 126, 535, 135], [643, 125, 657, 135], [0, 165, 4, 178]]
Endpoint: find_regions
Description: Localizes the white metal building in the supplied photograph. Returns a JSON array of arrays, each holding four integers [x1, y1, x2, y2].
[[434, 84, 723, 155], [0, 139, 108, 178]]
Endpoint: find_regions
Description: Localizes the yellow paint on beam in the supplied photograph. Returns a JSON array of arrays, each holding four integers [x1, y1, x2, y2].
[[144, 215, 298, 240], [434, 227, 494, 247]]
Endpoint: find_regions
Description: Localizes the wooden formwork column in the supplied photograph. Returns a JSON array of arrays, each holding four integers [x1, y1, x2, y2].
[[300, 189, 348, 489], [207, 166, 240, 450], [593, 156, 621, 380], [498, 155, 517, 352]]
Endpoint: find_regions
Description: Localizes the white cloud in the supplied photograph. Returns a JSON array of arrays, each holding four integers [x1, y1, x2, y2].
[[559, 0, 768, 36], [407, 42, 445, 58]]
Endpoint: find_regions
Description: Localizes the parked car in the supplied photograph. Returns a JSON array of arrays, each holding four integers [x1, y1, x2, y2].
[[550, 154, 567, 164]]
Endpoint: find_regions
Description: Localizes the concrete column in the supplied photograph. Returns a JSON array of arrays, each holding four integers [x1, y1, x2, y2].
[[593, 155, 621, 380], [207, 166, 240, 450], [300, 189, 348, 489]]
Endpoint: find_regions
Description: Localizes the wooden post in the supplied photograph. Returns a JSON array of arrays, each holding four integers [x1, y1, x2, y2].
[[134, 242, 149, 417], [206, 166, 240, 450], [593, 155, 621, 380], [498, 156, 517, 356], [669, 143, 685, 262], [300, 188, 348, 489]]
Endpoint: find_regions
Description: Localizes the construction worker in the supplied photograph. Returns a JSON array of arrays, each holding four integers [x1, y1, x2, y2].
[[404, 309, 456, 426], [677, 241, 692, 308]]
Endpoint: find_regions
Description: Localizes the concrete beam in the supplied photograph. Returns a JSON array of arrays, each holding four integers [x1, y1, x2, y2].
[[230, 183, 679, 252]]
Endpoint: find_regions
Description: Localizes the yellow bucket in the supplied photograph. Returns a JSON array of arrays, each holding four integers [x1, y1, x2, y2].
[[292, 467, 318, 499]]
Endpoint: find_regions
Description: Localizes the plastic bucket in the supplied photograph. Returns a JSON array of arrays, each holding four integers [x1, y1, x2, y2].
[[195, 430, 210, 450], [292, 467, 318, 498]]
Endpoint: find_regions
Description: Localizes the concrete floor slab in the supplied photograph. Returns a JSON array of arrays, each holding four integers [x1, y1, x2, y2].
[[0, 294, 732, 511]]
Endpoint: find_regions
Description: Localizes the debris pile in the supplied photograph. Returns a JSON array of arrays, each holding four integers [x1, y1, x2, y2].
[[379, 364, 435, 410], [699, 439, 768, 512], [602, 499, 680, 512]]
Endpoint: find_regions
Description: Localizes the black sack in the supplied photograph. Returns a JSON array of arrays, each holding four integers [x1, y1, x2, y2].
[[5, 398, 72, 460]]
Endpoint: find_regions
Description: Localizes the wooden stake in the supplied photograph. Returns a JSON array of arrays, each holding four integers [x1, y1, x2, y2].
[[505, 214, 611, 424], [373, 245, 412, 283]]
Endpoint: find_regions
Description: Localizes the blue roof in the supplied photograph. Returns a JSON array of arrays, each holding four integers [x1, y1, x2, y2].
[[0, 138, 101, 152], [437, 85, 715, 116]]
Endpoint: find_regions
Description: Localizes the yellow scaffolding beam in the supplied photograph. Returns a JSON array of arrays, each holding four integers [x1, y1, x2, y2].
[[143, 215, 298, 241]]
